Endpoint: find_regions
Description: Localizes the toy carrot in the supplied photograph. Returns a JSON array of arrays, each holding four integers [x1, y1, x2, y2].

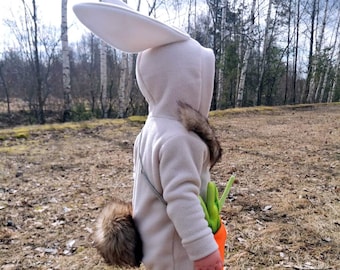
[[199, 175, 235, 261]]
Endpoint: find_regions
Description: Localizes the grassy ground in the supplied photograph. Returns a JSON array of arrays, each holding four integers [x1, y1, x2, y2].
[[0, 104, 339, 270]]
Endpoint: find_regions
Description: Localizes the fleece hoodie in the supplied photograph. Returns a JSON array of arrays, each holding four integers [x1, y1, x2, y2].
[[132, 38, 217, 270]]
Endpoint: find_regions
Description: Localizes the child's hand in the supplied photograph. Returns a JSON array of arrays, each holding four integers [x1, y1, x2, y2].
[[194, 250, 223, 270]]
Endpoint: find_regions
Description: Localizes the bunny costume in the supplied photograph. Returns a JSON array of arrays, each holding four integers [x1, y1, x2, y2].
[[132, 39, 218, 269], [73, 1, 221, 269]]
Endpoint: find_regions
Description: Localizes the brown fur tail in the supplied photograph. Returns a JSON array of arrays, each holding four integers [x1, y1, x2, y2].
[[92, 198, 143, 267], [177, 101, 222, 169]]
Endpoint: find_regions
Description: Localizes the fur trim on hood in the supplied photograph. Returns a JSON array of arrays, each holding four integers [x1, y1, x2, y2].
[[177, 101, 222, 169]]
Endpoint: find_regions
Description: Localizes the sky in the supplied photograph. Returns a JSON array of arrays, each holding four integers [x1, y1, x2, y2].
[[0, 0, 194, 50], [0, 0, 87, 48]]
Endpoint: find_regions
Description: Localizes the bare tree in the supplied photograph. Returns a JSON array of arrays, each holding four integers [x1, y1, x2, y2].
[[86, 34, 101, 114], [206, 0, 223, 110], [3, 0, 59, 123], [118, 52, 133, 118], [316, 7, 340, 102], [302, 0, 317, 103], [254, 0, 273, 106], [292, 0, 301, 104], [97, 1, 109, 118], [116, 0, 151, 118], [61, 0, 72, 121], [0, 61, 11, 116], [27, 0, 45, 123], [307, 0, 329, 103], [284, 0, 292, 104], [236, 0, 256, 107], [215, 0, 229, 109], [327, 46, 340, 103], [100, 39, 109, 118]]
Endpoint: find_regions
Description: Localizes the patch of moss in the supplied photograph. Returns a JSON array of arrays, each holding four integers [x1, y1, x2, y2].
[[209, 106, 275, 117], [208, 103, 340, 117], [128, 115, 147, 123], [0, 119, 131, 140], [76, 246, 86, 254], [15, 132, 29, 139], [0, 144, 30, 154], [0, 127, 31, 140]]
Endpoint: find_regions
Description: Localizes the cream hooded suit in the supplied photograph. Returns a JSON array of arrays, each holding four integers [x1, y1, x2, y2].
[[132, 39, 218, 269]]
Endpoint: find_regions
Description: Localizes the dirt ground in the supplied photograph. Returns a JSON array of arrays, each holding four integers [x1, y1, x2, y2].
[[0, 104, 339, 270]]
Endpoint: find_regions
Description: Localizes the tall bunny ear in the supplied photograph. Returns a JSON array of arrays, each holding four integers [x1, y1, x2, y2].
[[73, 0, 190, 53]]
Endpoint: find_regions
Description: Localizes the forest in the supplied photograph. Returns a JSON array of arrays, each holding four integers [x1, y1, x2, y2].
[[0, 0, 340, 125]]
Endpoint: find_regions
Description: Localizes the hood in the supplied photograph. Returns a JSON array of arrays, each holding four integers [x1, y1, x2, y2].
[[136, 39, 215, 118]]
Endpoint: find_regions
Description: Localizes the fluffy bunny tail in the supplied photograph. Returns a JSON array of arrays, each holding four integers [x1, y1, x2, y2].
[[92, 199, 143, 267]]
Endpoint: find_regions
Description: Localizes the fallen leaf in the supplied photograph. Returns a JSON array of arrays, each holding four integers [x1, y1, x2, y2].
[[66, 239, 76, 248], [35, 247, 58, 255], [63, 206, 72, 213], [262, 205, 272, 211], [34, 205, 49, 213]]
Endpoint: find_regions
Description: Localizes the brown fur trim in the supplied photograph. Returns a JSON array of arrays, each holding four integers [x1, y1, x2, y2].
[[91, 198, 143, 267], [177, 101, 222, 169]]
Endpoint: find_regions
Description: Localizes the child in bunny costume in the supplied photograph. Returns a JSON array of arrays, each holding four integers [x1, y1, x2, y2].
[[133, 40, 224, 270], [73, 1, 226, 269]]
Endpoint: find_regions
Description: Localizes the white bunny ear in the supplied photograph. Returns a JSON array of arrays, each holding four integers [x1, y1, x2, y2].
[[73, 1, 190, 53]]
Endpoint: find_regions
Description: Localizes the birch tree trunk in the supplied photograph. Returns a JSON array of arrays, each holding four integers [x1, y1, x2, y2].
[[100, 40, 109, 118], [318, 61, 329, 103], [216, 0, 228, 109], [89, 34, 96, 113], [316, 8, 340, 102], [61, 0, 72, 121], [118, 53, 129, 118], [307, 0, 328, 103], [236, 0, 256, 107], [327, 50, 340, 103]]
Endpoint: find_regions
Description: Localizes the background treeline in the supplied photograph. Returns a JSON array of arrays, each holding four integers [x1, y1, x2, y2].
[[0, 0, 339, 126]]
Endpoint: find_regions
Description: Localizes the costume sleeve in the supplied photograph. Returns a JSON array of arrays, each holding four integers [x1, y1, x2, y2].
[[159, 134, 218, 261]]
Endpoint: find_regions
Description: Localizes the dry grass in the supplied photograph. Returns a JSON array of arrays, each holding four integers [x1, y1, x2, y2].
[[0, 104, 339, 270]]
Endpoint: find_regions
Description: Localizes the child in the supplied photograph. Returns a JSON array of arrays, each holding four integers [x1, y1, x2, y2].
[[73, 1, 225, 269], [133, 39, 223, 270]]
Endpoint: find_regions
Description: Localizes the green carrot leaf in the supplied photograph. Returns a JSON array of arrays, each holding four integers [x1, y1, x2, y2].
[[219, 175, 235, 210]]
